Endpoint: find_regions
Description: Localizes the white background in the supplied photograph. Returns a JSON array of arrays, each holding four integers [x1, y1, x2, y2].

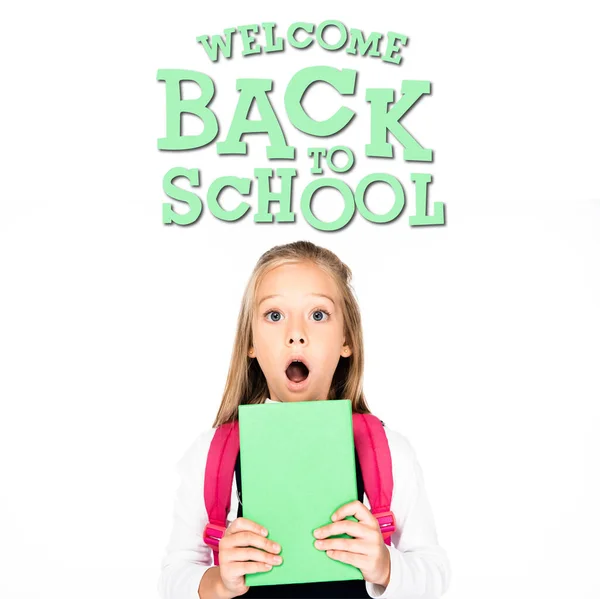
[[1, 1, 599, 598]]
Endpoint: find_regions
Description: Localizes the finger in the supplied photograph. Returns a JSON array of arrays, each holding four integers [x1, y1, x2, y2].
[[221, 531, 281, 555], [325, 549, 368, 569], [314, 520, 379, 541], [225, 547, 284, 566], [225, 517, 268, 537], [231, 560, 274, 577], [331, 500, 379, 528], [314, 536, 371, 556]]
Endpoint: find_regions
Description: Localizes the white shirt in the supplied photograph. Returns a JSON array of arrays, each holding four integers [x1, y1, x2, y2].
[[158, 399, 451, 598]]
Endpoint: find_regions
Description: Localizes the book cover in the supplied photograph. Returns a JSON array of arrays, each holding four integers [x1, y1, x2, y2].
[[238, 399, 362, 586]]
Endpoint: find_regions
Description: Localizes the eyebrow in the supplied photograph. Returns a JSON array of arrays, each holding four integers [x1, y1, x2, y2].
[[257, 293, 336, 306]]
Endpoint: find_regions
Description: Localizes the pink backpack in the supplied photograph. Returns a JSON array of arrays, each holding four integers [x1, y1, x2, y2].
[[202, 412, 397, 565]]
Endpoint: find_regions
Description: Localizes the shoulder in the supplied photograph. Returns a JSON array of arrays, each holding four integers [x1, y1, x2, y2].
[[175, 427, 217, 478], [379, 423, 426, 513], [381, 423, 419, 475]]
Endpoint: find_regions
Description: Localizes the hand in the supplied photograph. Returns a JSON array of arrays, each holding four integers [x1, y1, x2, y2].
[[218, 517, 283, 597], [313, 500, 391, 588]]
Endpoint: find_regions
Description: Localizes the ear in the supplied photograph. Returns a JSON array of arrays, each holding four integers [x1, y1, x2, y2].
[[340, 342, 352, 358], [248, 347, 255, 358]]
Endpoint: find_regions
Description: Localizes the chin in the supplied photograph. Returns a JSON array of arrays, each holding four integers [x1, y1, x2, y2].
[[281, 389, 327, 403], [277, 389, 309, 403]]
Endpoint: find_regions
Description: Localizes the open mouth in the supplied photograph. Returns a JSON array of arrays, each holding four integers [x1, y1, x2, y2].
[[285, 359, 310, 383]]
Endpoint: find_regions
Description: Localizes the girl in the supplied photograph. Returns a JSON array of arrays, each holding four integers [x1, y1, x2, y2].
[[158, 241, 451, 599]]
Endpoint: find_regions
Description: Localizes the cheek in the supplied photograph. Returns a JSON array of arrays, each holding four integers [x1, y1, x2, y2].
[[313, 328, 344, 358], [255, 325, 275, 345], [252, 320, 268, 341], [253, 326, 279, 362]]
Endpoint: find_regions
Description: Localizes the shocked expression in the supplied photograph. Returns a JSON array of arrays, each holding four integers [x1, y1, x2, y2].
[[248, 261, 352, 402]]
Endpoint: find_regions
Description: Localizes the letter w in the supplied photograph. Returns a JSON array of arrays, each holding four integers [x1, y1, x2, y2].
[[196, 28, 236, 61]]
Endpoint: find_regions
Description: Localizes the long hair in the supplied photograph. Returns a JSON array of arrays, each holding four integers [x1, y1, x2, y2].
[[212, 241, 371, 427]]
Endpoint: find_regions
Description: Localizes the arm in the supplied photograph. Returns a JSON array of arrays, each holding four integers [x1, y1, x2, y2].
[[365, 430, 451, 599], [198, 566, 237, 599], [157, 429, 233, 599]]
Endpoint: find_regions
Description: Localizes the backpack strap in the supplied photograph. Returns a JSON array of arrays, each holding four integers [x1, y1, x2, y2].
[[203, 421, 239, 566], [352, 413, 396, 546]]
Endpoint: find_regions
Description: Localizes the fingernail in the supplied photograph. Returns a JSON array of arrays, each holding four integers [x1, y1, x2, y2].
[[313, 530, 321, 538], [261, 528, 268, 536], [273, 544, 281, 552]]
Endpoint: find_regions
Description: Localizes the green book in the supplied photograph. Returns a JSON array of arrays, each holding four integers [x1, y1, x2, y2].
[[238, 399, 362, 587]]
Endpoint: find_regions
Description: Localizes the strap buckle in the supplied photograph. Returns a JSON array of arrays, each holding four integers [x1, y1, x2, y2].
[[203, 523, 226, 548], [373, 510, 396, 539]]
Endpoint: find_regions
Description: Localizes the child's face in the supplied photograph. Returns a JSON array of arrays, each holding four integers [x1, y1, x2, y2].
[[249, 261, 352, 403]]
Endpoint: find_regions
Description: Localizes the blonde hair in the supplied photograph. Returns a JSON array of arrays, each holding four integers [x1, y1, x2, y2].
[[212, 240, 371, 427]]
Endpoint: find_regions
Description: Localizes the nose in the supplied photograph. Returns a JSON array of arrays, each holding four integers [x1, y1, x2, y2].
[[287, 333, 305, 345], [286, 315, 307, 346]]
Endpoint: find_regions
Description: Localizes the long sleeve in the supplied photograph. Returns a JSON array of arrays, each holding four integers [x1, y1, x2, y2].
[[157, 428, 224, 599], [158, 420, 450, 599], [365, 428, 451, 599]]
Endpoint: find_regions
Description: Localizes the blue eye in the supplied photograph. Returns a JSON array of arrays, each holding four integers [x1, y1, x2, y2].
[[265, 310, 283, 322], [312, 310, 330, 322]]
